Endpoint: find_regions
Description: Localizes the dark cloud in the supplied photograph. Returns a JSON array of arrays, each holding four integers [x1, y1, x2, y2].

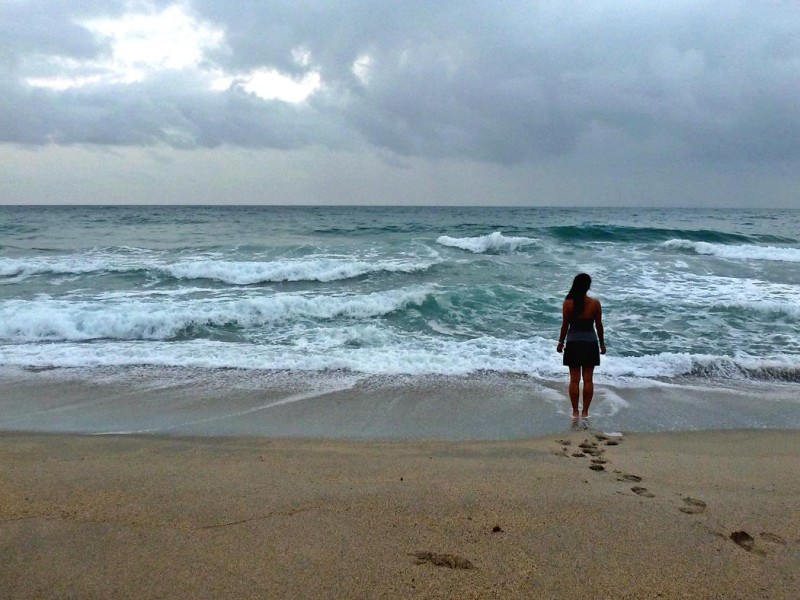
[[0, 76, 347, 150], [0, 1, 130, 64], [2, 0, 800, 167]]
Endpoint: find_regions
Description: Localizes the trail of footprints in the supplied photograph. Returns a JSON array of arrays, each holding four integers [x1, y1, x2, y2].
[[406, 431, 789, 570], [555, 433, 694, 502], [553, 432, 788, 555]]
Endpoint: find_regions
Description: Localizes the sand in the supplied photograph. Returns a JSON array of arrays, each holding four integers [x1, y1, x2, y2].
[[1, 429, 799, 599]]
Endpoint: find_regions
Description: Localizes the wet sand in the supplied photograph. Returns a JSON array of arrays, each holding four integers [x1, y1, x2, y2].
[[1, 429, 799, 599]]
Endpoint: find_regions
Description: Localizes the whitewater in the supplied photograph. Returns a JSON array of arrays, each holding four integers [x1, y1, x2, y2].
[[2, 205, 799, 437]]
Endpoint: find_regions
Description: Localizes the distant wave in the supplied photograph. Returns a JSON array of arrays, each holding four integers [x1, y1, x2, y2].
[[662, 240, 800, 262], [436, 232, 537, 253], [0, 257, 120, 278], [313, 224, 425, 235], [0, 287, 434, 342], [548, 225, 795, 245], [0, 256, 437, 284]]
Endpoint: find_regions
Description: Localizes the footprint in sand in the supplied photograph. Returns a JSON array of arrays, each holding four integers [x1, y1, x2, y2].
[[571, 452, 586, 458], [631, 486, 655, 498], [578, 440, 605, 457], [679, 497, 707, 514], [730, 531, 755, 552], [591, 458, 607, 465], [760, 532, 787, 545], [589, 464, 605, 472], [618, 474, 642, 483], [411, 551, 475, 570]]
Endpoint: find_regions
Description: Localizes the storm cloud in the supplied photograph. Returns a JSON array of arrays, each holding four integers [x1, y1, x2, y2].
[[1, 1, 800, 206], [2, 1, 799, 162]]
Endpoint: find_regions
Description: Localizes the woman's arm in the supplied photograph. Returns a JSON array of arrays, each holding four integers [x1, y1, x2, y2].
[[557, 300, 571, 353], [595, 301, 606, 354]]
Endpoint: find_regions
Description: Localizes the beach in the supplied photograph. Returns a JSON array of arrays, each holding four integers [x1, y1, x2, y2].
[[2, 206, 799, 597], [2, 428, 798, 599], [3, 0, 800, 591]]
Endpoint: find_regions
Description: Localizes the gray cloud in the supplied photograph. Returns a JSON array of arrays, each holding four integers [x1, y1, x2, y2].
[[0, 76, 348, 150], [1, 1, 114, 64], [2, 0, 800, 167]]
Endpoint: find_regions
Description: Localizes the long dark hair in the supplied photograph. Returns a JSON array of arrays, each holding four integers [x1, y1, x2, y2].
[[566, 273, 592, 318]]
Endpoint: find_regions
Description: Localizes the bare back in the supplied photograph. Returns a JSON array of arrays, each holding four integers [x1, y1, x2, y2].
[[563, 296, 601, 323]]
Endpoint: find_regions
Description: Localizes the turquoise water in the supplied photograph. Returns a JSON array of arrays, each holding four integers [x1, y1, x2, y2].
[[2, 205, 799, 437], [2, 206, 799, 382]]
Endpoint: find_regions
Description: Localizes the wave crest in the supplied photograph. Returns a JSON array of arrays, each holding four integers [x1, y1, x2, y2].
[[0, 255, 437, 284], [0, 287, 434, 342], [662, 240, 800, 262], [602, 352, 800, 383], [0, 257, 119, 278], [163, 258, 434, 284], [547, 225, 791, 244], [436, 232, 537, 253]]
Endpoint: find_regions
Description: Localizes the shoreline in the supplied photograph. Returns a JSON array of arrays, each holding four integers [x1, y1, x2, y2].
[[2, 429, 798, 598], [2, 367, 799, 439]]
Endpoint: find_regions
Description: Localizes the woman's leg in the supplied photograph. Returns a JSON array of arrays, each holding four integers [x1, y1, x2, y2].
[[581, 366, 595, 417], [568, 367, 581, 418]]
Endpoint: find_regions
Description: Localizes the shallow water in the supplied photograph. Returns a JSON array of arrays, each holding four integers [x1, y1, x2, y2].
[[1, 366, 798, 438]]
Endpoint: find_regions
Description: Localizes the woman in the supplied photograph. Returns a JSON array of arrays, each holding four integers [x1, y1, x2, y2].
[[556, 273, 606, 426]]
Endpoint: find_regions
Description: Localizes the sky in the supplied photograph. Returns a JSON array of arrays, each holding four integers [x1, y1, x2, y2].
[[1, 0, 799, 207]]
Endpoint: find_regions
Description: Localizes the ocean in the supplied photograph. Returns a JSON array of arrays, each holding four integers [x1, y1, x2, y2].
[[1, 205, 799, 438]]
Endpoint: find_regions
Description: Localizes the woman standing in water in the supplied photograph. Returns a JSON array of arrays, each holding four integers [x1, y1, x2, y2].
[[557, 273, 606, 427]]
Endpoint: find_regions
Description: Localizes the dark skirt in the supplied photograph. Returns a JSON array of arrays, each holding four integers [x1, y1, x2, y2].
[[563, 341, 600, 367]]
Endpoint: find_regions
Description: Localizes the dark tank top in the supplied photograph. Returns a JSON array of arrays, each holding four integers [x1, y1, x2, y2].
[[567, 317, 597, 342]]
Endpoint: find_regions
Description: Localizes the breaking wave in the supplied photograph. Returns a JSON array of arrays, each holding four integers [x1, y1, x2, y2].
[[162, 258, 436, 284], [2, 340, 798, 384], [0, 255, 437, 284], [0, 287, 434, 342], [436, 232, 538, 253], [662, 240, 800, 262]]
